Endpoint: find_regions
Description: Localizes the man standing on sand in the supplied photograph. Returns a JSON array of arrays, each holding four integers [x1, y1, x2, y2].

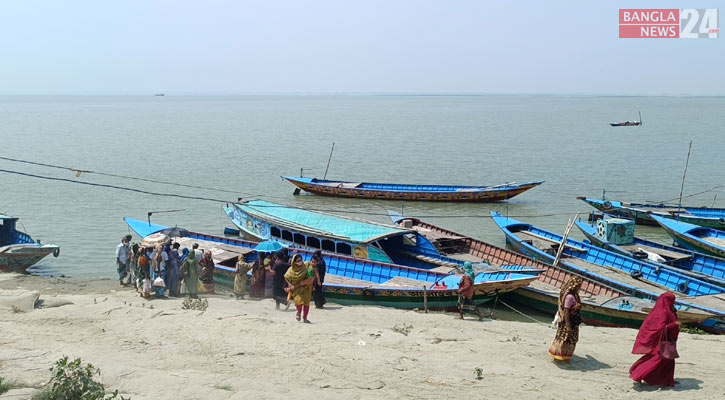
[[116, 235, 131, 286]]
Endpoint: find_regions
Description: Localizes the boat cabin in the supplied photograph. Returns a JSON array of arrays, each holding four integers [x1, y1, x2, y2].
[[0, 215, 34, 246]]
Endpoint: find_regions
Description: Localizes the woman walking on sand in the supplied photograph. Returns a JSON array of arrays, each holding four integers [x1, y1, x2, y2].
[[180, 248, 200, 298], [284, 254, 318, 323], [549, 276, 582, 362], [199, 250, 215, 294], [234, 255, 252, 299], [630, 292, 680, 387]]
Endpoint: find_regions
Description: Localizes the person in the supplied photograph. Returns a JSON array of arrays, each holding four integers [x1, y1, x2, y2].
[[312, 251, 327, 308], [249, 253, 266, 298], [272, 253, 291, 310], [166, 243, 181, 297], [279, 248, 289, 263], [137, 247, 151, 299], [263, 254, 274, 297], [234, 255, 252, 299], [180, 248, 200, 298], [152, 244, 167, 297], [115, 236, 130, 286], [549, 276, 583, 362], [199, 250, 215, 294], [630, 292, 680, 387], [284, 254, 317, 323], [128, 243, 139, 289], [457, 262, 484, 320]]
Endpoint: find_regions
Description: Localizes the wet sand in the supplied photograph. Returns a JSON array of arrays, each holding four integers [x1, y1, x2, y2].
[[1, 273, 724, 399]]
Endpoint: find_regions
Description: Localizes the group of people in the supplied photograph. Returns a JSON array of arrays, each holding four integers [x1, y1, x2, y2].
[[115, 235, 216, 299], [549, 276, 681, 388], [233, 248, 327, 323]]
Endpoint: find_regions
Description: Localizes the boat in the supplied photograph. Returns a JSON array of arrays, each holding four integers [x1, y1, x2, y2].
[[224, 200, 514, 272], [490, 212, 725, 333], [388, 212, 710, 329], [123, 217, 540, 309], [651, 215, 725, 259], [1, 214, 60, 273], [610, 111, 642, 126], [154, 93, 165, 96], [281, 176, 544, 202], [575, 218, 725, 286], [577, 196, 725, 228]]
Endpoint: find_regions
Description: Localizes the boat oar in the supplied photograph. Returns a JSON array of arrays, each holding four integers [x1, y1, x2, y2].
[[552, 213, 579, 268]]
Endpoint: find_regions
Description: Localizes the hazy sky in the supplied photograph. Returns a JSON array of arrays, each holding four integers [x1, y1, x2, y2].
[[1, 1, 723, 95]]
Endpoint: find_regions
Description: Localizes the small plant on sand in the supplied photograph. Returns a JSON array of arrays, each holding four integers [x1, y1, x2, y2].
[[11, 305, 25, 314], [392, 322, 413, 336], [1, 376, 17, 395], [32, 356, 129, 400], [473, 367, 484, 380], [182, 296, 208, 311]]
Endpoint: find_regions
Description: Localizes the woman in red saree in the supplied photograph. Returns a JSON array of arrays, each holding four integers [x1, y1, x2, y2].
[[630, 292, 679, 387]]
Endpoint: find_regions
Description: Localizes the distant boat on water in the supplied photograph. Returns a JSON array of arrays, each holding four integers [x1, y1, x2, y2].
[[610, 111, 642, 126], [154, 93, 165, 96]]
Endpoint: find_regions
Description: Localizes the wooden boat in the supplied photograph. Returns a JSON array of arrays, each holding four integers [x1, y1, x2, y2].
[[577, 196, 725, 228], [1, 214, 59, 273], [491, 212, 725, 333], [282, 176, 544, 202], [123, 217, 539, 309], [223, 200, 544, 275], [388, 213, 710, 329], [651, 215, 725, 259], [575, 218, 725, 286], [610, 111, 642, 126]]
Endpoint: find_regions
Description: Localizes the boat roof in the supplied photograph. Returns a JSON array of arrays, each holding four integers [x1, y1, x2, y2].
[[237, 200, 415, 243], [123, 217, 168, 238], [0, 215, 19, 221]]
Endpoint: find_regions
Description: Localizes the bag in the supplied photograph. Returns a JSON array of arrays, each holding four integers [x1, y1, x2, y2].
[[153, 277, 166, 288], [659, 328, 679, 359]]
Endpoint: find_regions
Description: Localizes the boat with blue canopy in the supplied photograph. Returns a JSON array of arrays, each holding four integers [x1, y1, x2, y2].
[[282, 176, 544, 202], [491, 212, 725, 334], [123, 217, 540, 309], [651, 215, 725, 259], [577, 196, 725, 228], [1, 214, 59, 273], [575, 218, 725, 287]]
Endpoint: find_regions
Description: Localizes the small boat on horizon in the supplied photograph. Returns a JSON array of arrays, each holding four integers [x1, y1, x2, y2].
[[282, 176, 544, 202], [610, 111, 642, 126], [154, 93, 165, 96], [1, 214, 60, 273]]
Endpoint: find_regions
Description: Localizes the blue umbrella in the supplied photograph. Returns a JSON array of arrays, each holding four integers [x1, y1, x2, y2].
[[253, 240, 288, 253]]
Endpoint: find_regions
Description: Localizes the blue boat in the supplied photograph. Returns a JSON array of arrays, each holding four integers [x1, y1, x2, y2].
[[577, 196, 725, 228], [490, 212, 725, 333], [575, 219, 725, 287], [651, 215, 725, 259], [223, 200, 506, 272], [123, 217, 540, 309], [282, 176, 544, 202], [1, 214, 60, 273]]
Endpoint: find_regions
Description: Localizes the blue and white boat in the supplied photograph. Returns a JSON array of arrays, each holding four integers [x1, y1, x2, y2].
[[491, 212, 725, 334], [575, 218, 725, 287], [123, 217, 540, 309], [1, 214, 59, 273], [577, 196, 725, 228], [651, 215, 725, 259]]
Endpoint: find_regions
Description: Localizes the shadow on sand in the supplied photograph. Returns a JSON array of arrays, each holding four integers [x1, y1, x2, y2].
[[632, 378, 703, 392], [554, 354, 612, 371]]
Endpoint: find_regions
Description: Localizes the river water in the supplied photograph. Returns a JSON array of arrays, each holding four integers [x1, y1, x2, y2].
[[1, 95, 723, 278]]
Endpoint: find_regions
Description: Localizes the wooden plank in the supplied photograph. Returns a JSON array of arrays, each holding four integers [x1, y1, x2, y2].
[[517, 231, 587, 253], [618, 244, 692, 262]]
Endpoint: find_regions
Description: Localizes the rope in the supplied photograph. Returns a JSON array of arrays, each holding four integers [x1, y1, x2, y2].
[[495, 298, 549, 325]]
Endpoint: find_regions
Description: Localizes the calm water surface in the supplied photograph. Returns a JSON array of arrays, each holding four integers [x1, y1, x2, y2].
[[1, 95, 724, 278]]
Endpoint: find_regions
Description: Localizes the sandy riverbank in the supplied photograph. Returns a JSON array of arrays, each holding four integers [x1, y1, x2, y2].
[[1, 273, 724, 400]]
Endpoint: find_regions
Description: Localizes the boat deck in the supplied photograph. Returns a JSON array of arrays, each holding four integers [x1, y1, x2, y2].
[[526, 280, 615, 306], [174, 237, 254, 265], [323, 275, 375, 287], [517, 231, 587, 253], [619, 243, 691, 262], [703, 237, 725, 248]]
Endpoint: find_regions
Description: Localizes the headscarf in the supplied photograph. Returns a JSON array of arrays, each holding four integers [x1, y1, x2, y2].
[[558, 276, 582, 312], [463, 261, 475, 281], [632, 292, 678, 354], [284, 253, 307, 283]]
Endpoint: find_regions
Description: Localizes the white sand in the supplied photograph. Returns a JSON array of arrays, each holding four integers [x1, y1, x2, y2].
[[1, 274, 724, 400]]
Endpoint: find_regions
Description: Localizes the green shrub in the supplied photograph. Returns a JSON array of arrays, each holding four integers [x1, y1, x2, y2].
[[33, 356, 129, 400]]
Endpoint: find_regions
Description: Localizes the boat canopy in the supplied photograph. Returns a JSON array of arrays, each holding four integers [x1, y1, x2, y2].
[[123, 217, 168, 238], [237, 200, 415, 244]]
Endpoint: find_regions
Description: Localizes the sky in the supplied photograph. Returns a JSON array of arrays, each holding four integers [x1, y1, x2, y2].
[[0, 1, 723, 95]]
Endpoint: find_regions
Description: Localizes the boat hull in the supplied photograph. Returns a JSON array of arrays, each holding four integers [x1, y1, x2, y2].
[[578, 197, 725, 228], [283, 176, 543, 202], [0, 245, 58, 273], [652, 215, 725, 259]]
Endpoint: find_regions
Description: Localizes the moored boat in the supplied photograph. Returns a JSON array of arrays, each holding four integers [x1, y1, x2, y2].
[[491, 212, 725, 333], [575, 218, 725, 286], [388, 213, 710, 329], [1, 214, 59, 273], [282, 176, 544, 202], [123, 217, 540, 309], [577, 196, 725, 228], [651, 214, 725, 259]]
